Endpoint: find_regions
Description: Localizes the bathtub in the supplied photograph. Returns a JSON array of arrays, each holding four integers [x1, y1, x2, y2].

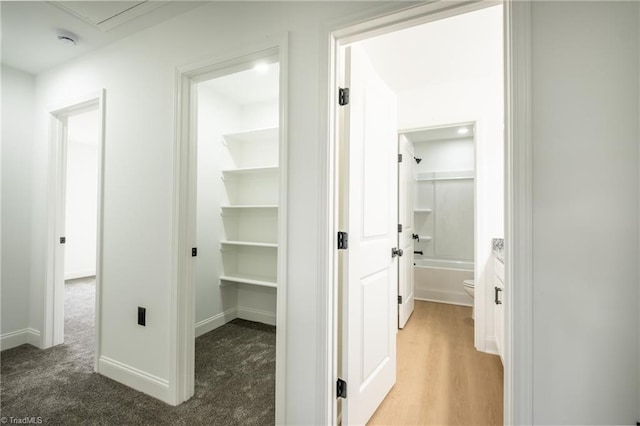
[[413, 258, 474, 306]]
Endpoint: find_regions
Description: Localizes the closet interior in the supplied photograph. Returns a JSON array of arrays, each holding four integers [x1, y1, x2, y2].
[[195, 58, 280, 337]]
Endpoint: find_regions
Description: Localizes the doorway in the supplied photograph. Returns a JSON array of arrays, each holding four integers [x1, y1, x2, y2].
[[331, 3, 508, 424], [172, 39, 288, 419], [45, 90, 105, 372]]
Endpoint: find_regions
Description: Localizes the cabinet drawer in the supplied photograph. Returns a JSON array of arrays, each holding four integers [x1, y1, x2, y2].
[[494, 257, 504, 285]]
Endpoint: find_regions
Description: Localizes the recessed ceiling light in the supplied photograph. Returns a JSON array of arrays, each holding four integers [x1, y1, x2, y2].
[[57, 30, 78, 46], [457, 127, 469, 135], [253, 62, 269, 74]]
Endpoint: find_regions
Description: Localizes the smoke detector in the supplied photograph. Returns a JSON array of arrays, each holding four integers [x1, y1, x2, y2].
[[57, 30, 78, 46]]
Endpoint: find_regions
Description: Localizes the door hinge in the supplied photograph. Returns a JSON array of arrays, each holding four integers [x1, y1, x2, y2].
[[336, 378, 347, 399], [398, 295, 403, 304], [338, 87, 350, 106], [398, 153, 403, 162], [398, 224, 403, 233], [60, 237, 66, 244], [337, 231, 348, 250], [192, 247, 197, 257]]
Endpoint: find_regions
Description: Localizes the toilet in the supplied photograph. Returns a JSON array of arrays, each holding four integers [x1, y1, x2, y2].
[[463, 279, 475, 319]]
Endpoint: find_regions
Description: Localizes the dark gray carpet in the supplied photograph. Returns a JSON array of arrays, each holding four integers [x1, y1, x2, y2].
[[1, 278, 276, 425]]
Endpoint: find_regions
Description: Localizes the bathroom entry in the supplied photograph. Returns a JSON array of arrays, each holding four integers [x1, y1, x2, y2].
[[335, 4, 504, 423], [403, 124, 476, 307]]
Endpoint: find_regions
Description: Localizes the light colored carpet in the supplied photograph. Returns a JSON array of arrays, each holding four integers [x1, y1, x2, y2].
[[0, 278, 276, 425]]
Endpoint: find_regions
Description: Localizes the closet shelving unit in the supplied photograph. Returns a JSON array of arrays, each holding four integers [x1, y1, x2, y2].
[[219, 127, 279, 289]]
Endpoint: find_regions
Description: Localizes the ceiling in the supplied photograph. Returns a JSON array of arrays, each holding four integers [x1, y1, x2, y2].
[[359, 4, 502, 93], [1, 1, 204, 75], [199, 62, 280, 106]]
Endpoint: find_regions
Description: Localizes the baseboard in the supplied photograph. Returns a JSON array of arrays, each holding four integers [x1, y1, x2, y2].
[[0, 328, 41, 351], [65, 271, 96, 280], [237, 306, 276, 326], [484, 336, 499, 356], [415, 288, 473, 307], [195, 307, 238, 337], [98, 355, 170, 403]]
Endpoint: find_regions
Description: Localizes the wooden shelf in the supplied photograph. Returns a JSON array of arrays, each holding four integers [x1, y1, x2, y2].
[[221, 240, 277, 248], [222, 166, 279, 176], [219, 274, 277, 288]]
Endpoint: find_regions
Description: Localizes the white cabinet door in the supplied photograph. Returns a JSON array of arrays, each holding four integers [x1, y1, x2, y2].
[[398, 134, 415, 329], [341, 45, 398, 426]]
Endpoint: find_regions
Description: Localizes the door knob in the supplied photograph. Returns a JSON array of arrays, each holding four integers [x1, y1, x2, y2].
[[392, 247, 404, 258]]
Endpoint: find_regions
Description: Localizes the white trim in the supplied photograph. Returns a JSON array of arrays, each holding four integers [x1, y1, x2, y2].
[[44, 90, 106, 376], [237, 307, 277, 326], [0, 328, 41, 351], [194, 308, 238, 338], [98, 356, 171, 403], [414, 292, 473, 307], [322, 1, 530, 424], [484, 336, 499, 357], [504, 0, 533, 424], [171, 34, 288, 420]]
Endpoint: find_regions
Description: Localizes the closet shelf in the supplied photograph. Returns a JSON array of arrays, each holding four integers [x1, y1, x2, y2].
[[220, 240, 277, 248], [416, 176, 474, 181], [222, 166, 279, 176], [221, 205, 279, 210], [415, 236, 433, 241], [219, 274, 277, 288], [222, 127, 279, 145], [414, 208, 433, 213], [415, 170, 475, 182]]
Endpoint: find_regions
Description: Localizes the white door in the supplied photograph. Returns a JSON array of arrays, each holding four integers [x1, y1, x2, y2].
[[398, 135, 415, 328], [340, 45, 398, 426]]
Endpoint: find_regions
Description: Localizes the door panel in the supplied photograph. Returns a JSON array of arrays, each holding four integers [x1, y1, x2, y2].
[[398, 135, 415, 328], [341, 45, 398, 426]]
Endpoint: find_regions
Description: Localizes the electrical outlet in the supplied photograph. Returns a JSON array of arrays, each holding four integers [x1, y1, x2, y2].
[[138, 307, 146, 326]]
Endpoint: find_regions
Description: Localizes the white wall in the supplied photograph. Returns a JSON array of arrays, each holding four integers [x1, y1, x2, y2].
[[26, 1, 398, 421], [1, 65, 37, 349], [531, 1, 639, 424], [64, 110, 99, 280]]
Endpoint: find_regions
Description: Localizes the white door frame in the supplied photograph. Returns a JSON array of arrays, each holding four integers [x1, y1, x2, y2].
[[171, 34, 288, 420], [44, 89, 106, 373], [320, 1, 532, 424]]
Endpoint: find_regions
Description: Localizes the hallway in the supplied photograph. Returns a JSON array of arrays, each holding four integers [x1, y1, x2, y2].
[[0, 279, 276, 425], [369, 301, 503, 425]]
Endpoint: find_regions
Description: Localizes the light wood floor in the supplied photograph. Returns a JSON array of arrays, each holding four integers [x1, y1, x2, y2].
[[368, 301, 503, 426]]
